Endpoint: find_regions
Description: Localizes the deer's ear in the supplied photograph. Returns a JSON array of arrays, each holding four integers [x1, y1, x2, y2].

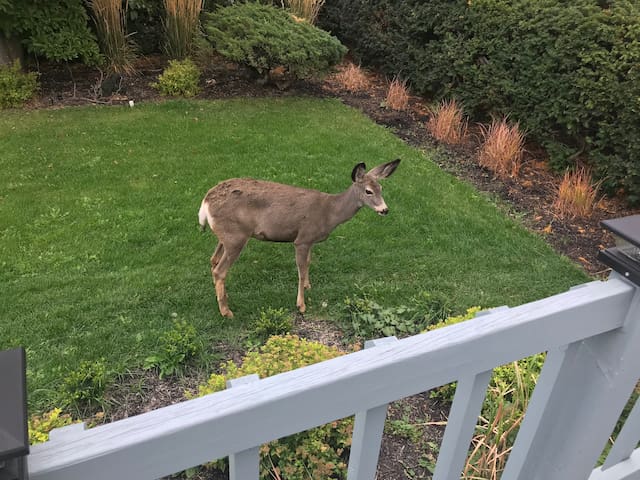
[[369, 158, 401, 179], [351, 162, 367, 182]]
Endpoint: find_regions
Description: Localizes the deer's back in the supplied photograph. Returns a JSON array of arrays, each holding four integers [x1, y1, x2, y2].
[[204, 178, 332, 242]]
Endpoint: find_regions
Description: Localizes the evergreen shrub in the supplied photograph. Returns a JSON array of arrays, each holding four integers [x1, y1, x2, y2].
[[320, 0, 640, 203], [204, 3, 346, 85]]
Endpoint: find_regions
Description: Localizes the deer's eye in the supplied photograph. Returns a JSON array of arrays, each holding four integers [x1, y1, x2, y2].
[[365, 188, 374, 196]]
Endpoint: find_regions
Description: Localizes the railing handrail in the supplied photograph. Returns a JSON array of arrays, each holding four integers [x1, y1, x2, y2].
[[28, 278, 637, 480]]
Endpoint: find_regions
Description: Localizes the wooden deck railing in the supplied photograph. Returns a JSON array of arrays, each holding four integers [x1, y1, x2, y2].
[[27, 274, 640, 480]]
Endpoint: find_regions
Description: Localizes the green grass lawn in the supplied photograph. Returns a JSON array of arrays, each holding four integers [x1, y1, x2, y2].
[[0, 98, 589, 412]]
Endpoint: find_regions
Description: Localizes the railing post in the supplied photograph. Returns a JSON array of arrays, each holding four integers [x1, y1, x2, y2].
[[503, 278, 640, 480], [227, 375, 261, 480], [347, 336, 398, 480]]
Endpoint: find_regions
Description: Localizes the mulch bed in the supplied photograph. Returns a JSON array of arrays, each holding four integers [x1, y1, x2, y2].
[[31, 56, 639, 479]]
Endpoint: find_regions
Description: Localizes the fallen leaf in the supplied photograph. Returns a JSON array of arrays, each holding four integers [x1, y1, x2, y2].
[[542, 224, 553, 234]]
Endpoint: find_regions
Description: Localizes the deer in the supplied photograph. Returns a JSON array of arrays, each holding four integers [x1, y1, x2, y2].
[[198, 159, 401, 318]]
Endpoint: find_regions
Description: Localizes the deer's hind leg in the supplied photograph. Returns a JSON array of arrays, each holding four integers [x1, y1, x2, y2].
[[295, 243, 313, 314], [212, 237, 248, 319]]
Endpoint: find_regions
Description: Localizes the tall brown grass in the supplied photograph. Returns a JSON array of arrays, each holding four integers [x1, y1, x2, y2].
[[463, 362, 531, 480], [164, 0, 203, 60], [385, 77, 409, 111], [553, 167, 601, 218], [284, 0, 325, 24], [426, 99, 468, 145], [89, 0, 135, 74], [478, 118, 525, 179], [334, 63, 370, 93]]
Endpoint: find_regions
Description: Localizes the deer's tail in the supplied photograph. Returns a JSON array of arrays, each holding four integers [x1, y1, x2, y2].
[[198, 199, 211, 232]]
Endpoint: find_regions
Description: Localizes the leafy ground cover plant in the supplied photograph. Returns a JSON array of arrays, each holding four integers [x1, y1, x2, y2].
[[152, 58, 201, 96], [192, 335, 352, 479], [28, 408, 76, 445], [0, 60, 39, 109], [204, 3, 346, 86]]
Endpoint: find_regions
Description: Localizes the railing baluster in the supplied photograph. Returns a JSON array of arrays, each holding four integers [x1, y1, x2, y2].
[[347, 336, 398, 480], [503, 285, 640, 480], [227, 375, 261, 480], [601, 393, 640, 470], [432, 370, 492, 480]]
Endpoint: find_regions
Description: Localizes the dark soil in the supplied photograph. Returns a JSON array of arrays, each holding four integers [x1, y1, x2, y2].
[[32, 56, 638, 479]]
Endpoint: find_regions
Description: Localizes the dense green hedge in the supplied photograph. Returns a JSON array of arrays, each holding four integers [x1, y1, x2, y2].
[[320, 0, 640, 203]]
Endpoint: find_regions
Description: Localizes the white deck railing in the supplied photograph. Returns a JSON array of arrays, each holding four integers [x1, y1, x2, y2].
[[28, 274, 640, 480]]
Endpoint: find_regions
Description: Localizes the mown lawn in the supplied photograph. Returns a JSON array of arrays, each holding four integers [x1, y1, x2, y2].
[[0, 98, 589, 412]]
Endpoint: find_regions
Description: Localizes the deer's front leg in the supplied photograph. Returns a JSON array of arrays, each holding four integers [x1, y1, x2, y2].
[[295, 243, 312, 313]]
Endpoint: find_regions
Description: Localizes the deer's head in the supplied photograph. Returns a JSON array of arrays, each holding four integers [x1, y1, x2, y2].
[[351, 159, 401, 215]]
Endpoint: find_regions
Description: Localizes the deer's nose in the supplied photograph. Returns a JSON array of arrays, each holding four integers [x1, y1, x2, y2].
[[378, 207, 389, 216]]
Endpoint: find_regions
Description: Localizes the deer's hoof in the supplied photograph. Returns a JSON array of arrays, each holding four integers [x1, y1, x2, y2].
[[297, 304, 306, 314], [220, 308, 234, 319]]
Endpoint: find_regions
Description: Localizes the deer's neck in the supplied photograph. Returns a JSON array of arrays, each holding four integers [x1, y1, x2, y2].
[[329, 185, 362, 228]]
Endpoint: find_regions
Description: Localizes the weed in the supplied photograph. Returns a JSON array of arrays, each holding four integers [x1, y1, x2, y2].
[[144, 319, 201, 378], [59, 359, 109, 413], [553, 167, 601, 219], [334, 62, 370, 93], [252, 307, 293, 343], [478, 118, 525, 179], [426, 98, 468, 145], [384, 76, 409, 111]]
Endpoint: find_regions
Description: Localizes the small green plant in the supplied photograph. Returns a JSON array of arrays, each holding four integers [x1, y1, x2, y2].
[[28, 408, 76, 445], [59, 359, 108, 412], [0, 60, 39, 109], [342, 292, 449, 339], [204, 3, 346, 86], [252, 307, 293, 342], [152, 58, 201, 97], [144, 319, 201, 378], [193, 335, 351, 480]]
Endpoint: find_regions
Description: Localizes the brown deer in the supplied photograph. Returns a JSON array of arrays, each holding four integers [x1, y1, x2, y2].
[[198, 159, 400, 318]]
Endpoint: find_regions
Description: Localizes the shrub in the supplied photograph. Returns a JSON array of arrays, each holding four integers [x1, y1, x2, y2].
[[203, 3, 346, 86], [0, 0, 101, 64], [163, 0, 203, 59], [426, 98, 468, 145], [384, 76, 409, 111], [152, 58, 201, 97], [553, 167, 601, 219], [193, 335, 351, 480], [0, 60, 38, 109], [478, 118, 525, 179], [28, 408, 76, 445], [144, 319, 201, 378], [89, 0, 136, 73], [320, 0, 640, 203]]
